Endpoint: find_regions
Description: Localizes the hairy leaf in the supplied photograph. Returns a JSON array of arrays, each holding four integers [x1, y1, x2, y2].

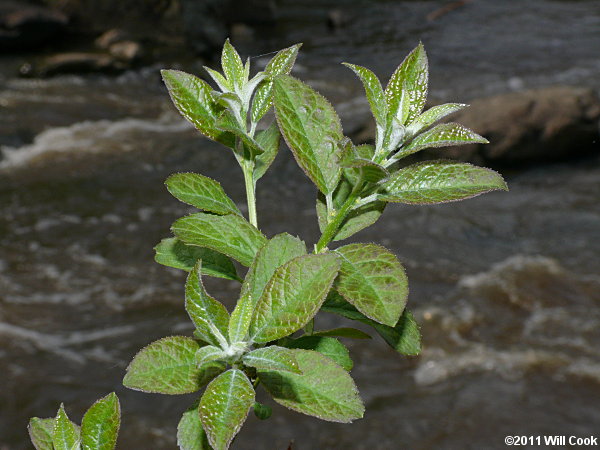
[[166, 173, 241, 216], [322, 294, 421, 355], [123, 336, 224, 394], [215, 109, 264, 157], [406, 103, 467, 136], [172, 213, 267, 267], [258, 349, 364, 422], [242, 346, 301, 374], [185, 261, 230, 347], [161, 70, 232, 146], [385, 43, 428, 126], [177, 400, 212, 450], [28, 417, 55, 450], [221, 39, 246, 90], [343, 63, 387, 128], [379, 161, 508, 205], [240, 233, 307, 311], [313, 327, 371, 340], [335, 243, 408, 326], [52, 405, 80, 450], [285, 336, 354, 371], [249, 254, 340, 343], [199, 369, 255, 450], [81, 393, 120, 450], [251, 43, 302, 123], [274, 75, 343, 194], [253, 122, 281, 182], [195, 345, 227, 369], [398, 122, 488, 158], [228, 292, 254, 344], [154, 238, 240, 281]]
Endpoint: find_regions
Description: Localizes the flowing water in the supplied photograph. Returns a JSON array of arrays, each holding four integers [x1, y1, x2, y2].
[[1, 1, 600, 448]]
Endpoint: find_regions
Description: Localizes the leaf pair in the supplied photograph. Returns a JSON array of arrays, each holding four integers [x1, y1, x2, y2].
[[28, 393, 120, 450]]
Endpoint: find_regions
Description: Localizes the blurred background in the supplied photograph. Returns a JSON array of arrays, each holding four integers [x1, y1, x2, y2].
[[1, 0, 599, 448]]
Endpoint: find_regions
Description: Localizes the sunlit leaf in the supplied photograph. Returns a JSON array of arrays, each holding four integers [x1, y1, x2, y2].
[[258, 349, 364, 422], [379, 161, 508, 204], [221, 39, 246, 90], [249, 254, 340, 343], [81, 392, 120, 450], [123, 336, 225, 394], [166, 173, 241, 216], [334, 243, 408, 327], [274, 75, 343, 194], [284, 336, 354, 371], [177, 400, 212, 450], [242, 346, 301, 374], [199, 369, 255, 450], [154, 238, 240, 281], [28, 417, 55, 450], [253, 122, 280, 182], [343, 63, 387, 128], [172, 213, 267, 267], [251, 43, 302, 123], [398, 122, 488, 158], [185, 261, 230, 347], [385, 43, 428, 126], [52, 405, 80, 450], [406, 103, 467, 136]]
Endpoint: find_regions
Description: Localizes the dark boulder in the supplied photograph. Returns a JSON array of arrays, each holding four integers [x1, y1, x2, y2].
[[0, 2, 69, 51]]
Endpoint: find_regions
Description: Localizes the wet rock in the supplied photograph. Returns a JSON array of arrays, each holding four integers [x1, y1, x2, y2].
[[95, 28, 131, 49], [443, 86, 600, 165], [109, 40, 143, 62], [32, 53, 124, 77], [0, 2, 68, 51]]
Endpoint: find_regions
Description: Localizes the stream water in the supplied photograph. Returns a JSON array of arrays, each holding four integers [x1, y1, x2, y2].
[[1, 1, 600, 448]]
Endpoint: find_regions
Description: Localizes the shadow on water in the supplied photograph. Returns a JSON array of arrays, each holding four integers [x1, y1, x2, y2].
[[1, 0, 600, 448]]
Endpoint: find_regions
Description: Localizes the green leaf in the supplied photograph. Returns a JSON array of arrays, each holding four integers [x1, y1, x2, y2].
[[52, 405, 80, 450], [253, 122, 280, 182], [204, 66, 231, 92], [322, 293, 421, 355], [221, 39, 246, 90], [249, 253, 341, 343], [161, 70, 232, 145], [199, 369, 255, 450], [251, 43, 302, 123], [340, 146, 389, 183], [195, 345, 227, 369], [215, 109, 265, 157], [313, 327, 371, 340], [316, 176, 386, 242], [274, 75, 343, 195], [154, 238, 240, 281], [123, 336, 225, 394], [370, 309, 421, 356], [166, 173, 241, 216], [258, 349, 364, 422], [285, 336, 354, 371], [228, 292, 254, 344], [406, 103, 467, 136], [385, 43, 428, 126], [242, 346, 301, 374], [177, 401, 212, 450], [398, 122, 488, 158], [343, 63, 387, 128], [379, 161, 508, 205], [334, 243, 408, 327], [252, 402, 272, 420], [240, 233, 307, 312], [185, 261, 230, 347], [81, 393, 120, 450], [172, 213, 267, 267], [28, 417, 55, 450]]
